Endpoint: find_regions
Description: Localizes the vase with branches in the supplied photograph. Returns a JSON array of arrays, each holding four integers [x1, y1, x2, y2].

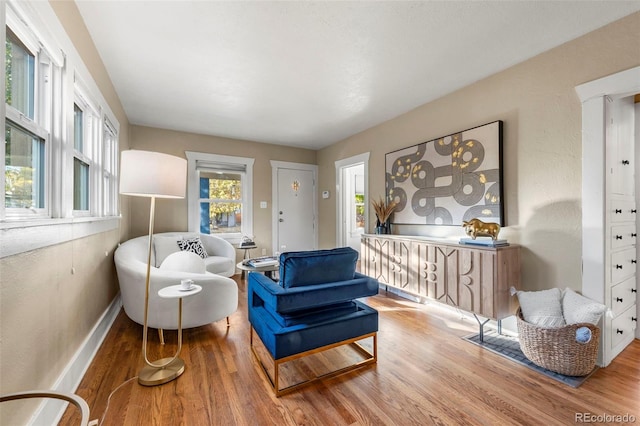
[[371, 196, 397, 234]]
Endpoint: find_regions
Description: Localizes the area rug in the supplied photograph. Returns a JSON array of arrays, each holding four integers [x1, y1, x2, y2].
[[463, 331, 597, 388]]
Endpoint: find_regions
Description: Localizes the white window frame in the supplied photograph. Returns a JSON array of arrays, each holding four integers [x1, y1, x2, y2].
[[335, 152, 370, 247], [4, 10, 53, 220], [1, 0, 120, 258], [186, 151, 254, 245], [102, 118, 118, 216], [71, 83, 100, 216]]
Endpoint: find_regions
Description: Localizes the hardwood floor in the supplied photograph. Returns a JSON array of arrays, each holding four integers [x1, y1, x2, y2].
[[61, 276, 640, 425]]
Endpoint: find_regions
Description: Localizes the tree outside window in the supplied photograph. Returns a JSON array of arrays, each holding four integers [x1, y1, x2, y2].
[[200, 172, 243, 234], [355, 193, 365, 229]]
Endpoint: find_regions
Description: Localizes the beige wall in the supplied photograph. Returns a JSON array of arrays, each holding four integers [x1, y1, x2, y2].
[[318, 12, 640, 292], [0, 2, 129, 424], [129, 125, 317, 258], [1, 5, 638, 423]]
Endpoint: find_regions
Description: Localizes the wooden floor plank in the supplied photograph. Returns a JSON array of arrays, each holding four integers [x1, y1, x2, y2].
[[60, 276, 640, 425]]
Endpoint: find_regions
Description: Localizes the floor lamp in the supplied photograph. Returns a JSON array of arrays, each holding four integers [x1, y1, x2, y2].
[[120, 150, 187, 386]]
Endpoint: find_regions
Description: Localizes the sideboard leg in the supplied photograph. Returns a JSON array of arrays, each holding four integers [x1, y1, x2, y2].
[[473, 314, 491, 343]]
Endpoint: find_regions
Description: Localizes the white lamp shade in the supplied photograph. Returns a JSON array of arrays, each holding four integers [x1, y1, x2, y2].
[[120, 150, 187, 198]]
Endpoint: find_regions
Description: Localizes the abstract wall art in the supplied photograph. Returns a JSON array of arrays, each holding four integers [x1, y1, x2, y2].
[[386, 121, 504, 226]]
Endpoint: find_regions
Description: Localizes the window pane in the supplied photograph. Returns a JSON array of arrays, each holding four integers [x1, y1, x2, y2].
[[200, 201, 242, 234], [74, 104, 83, 152], [102, 123, 117, 215], [199, 172, 242, 234], [355, 193, 365, 228], [5, 123, 45, 209], [74, 158, 89, 210], [6, 29, 35, 119]]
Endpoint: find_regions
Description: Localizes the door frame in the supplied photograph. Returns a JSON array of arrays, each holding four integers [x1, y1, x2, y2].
[[270, 161, 318, 254], [335, 152, 370, 248]]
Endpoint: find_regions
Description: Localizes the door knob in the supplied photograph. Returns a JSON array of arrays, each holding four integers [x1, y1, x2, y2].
[[279, 218, 284, 222]]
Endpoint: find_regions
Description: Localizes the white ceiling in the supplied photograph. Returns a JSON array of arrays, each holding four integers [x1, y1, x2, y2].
[[76, 1, 640, 150]]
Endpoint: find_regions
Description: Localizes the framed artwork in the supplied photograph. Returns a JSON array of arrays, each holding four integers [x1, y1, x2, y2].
[[386, 120, 504, 226]]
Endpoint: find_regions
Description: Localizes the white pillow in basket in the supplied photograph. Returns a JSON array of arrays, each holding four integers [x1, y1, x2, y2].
[[516, 288, 565, 328], [562, 287, 607, 325]]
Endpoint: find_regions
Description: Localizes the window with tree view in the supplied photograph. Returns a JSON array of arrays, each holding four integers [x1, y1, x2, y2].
[[199, 172, 242, 234], [5, 123, 45, 209], [5, 27, 46, 213], [355, 193, 365, 229]]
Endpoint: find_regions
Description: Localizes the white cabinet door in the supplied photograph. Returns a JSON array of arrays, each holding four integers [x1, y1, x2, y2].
[[609, 96, 635, 196]]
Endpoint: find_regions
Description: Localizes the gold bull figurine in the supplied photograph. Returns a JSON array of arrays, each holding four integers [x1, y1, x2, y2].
[[462, 218, 500, 240]]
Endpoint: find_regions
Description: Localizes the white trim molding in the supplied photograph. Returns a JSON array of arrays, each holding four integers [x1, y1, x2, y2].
[[30, 295, 122, 426], [0, 217, 120, 258], [185, 151, 254, 244], [335, 152, 370, 248], [576, 65, 640, 364]]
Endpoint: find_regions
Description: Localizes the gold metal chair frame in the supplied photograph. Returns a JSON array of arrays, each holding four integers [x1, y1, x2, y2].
[[1, 390, 90, 426], [250, 328, 377, 397]]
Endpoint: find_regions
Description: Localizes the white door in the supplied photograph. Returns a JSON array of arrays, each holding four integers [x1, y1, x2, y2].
[[272, 164, 317, 253]]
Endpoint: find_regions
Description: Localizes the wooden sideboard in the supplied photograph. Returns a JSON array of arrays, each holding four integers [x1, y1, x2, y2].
[[361, 234, 521, 321]]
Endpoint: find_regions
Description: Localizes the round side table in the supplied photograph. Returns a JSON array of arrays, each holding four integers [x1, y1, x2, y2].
[[236, 262, 279, 280], [138, 284, 202, 386]]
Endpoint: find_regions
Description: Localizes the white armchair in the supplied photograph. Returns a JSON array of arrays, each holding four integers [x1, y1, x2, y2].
[[114, 233, 238, 330]]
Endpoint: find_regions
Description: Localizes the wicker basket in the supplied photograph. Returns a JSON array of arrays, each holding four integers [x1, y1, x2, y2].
[[516, 308, 600, 376]]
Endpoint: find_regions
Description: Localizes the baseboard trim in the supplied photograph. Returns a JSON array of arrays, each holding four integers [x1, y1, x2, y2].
[[29, 294, 122, 426]]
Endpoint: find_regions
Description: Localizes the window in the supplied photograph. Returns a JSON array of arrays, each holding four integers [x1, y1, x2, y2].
[[200, 171, 242, 234], [4, 23, 50, 219], [6, 28, 34, 119], [73, 103, 89, 211], [71, 92, 101, 215], [186, 152, 254, 244], [2, 1, 121, 256], [5, 122, 45, 210], [102, 119, 118, 216], [354, 193, 365, 229]]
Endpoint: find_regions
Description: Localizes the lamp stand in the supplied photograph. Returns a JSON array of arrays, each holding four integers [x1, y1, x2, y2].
[[138, 196, 185, 386]]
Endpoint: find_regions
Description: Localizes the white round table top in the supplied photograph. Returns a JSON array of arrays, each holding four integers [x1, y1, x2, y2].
[[158, 284, 202, 299]]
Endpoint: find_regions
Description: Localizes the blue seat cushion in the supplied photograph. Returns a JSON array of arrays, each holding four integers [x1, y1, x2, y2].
[[274, 301, 358, 328], [279, 247, 358, 288], [250, 299, 378, 360], [248, 271, 378, 314]]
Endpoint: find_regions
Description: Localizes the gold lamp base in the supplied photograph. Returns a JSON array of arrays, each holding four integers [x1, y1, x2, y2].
[[138, 357, 185, 386]]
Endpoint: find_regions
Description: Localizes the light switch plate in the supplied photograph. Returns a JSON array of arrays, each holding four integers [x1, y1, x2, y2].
[[260, 201, 268, 208]]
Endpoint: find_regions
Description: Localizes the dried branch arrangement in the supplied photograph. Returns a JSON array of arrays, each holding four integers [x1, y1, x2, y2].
[[371, 196, 397, 224]]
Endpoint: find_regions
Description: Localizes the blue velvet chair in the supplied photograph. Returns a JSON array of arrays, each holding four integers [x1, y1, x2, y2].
[[248, 247, 379, 396]]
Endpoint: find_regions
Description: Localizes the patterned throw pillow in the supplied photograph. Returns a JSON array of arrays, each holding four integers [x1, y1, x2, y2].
[[177, 237, 209, 259]]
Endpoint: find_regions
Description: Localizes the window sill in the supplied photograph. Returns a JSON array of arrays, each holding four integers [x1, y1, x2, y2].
[[0, 216, 121, 258]]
